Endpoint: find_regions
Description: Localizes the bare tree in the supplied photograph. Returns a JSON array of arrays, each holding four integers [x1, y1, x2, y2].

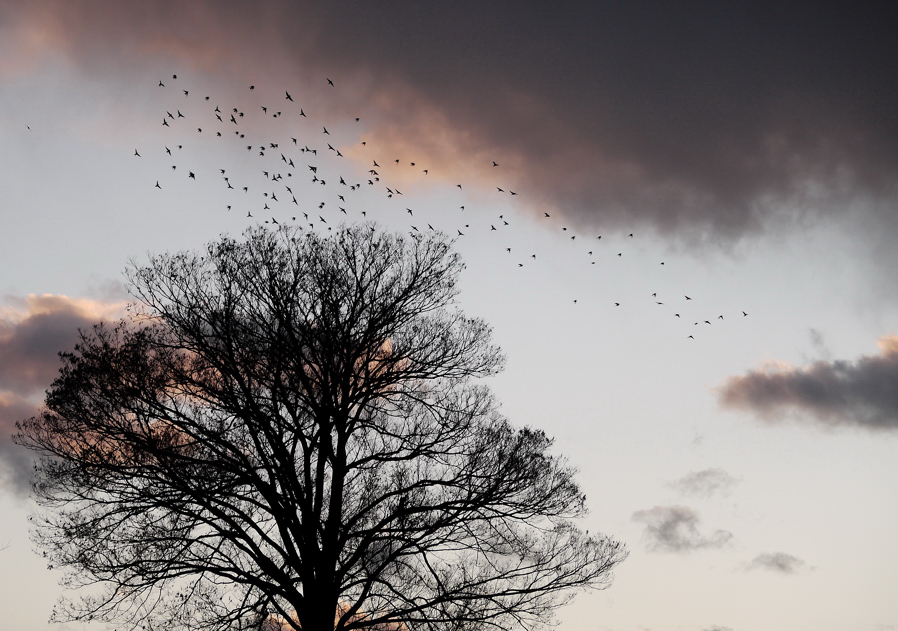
[[16, 225, 626, 631]]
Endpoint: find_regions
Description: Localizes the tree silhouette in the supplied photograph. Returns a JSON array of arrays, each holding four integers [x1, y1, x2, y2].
[[17, 225, 626, 631]]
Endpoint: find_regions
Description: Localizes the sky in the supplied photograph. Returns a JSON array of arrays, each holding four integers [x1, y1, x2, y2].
[[1, 1, 897, 630]]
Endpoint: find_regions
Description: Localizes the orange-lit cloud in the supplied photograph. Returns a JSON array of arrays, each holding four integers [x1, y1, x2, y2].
[[718, 335, 898, 430]]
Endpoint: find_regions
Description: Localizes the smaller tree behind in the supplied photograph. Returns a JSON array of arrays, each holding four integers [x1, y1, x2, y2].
[[17, 225, 626, 631]]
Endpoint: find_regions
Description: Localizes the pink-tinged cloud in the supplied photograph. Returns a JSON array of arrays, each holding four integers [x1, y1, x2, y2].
[[631, 505, 733, 553], [0, 294, 126, 495], [0, 294, 127, 395], [719, 335, 898, 430]]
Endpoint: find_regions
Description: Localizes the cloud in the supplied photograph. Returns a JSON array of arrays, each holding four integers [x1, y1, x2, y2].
[[744, 552, 807, 574], [718, 334, 898, 430], [0, 391, 39, 495], [631, 505, 733, 553], [0, 294, 126, 395], [3, 1, 898, 251], [669, 468, 739, 498], [0, 294, 126, 495]]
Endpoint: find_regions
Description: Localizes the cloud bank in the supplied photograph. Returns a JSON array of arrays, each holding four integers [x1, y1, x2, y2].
[[3, 1, 898, 249], [632, 505, 733, 553], [0, 294, 126, 494], [719, 335, 898, 430]]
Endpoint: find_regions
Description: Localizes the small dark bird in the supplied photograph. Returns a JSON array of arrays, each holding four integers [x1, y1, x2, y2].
[[407, 208, 413, 216], [300, 109, 306, 117], [183, 90, 188, 96], [327, 78, 334, 86], [544, 212, 550, 217], [493, 161, 498, 167], [615, 303, 620, 306], [162, 119, 170, 126], [155, 181, 161, 189], [688, 335, 694, 339], [188, 172, 195, 179], [286, 91, 293, 101], [685, 296, 692, 300], [159, 80, 165, 87], [323, 127, 329, 135], [165, 147, 172, 155], [628, 233, 633, 238], [457, 184, 462, 189], [743, 311, 748, 317], [497, 187, 504, 192], [718, 315, 724, 320], [134, 149, 140, 157], [250, 85, 255, 90]]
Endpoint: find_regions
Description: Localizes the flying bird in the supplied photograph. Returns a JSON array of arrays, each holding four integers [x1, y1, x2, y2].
[[286, 91, 293, 101]]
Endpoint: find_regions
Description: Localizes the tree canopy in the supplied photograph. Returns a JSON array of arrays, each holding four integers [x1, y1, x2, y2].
[[17, 224, 626, 631]]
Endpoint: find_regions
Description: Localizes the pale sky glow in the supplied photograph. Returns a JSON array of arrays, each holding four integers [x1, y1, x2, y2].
[[2, 3, 898, 631]]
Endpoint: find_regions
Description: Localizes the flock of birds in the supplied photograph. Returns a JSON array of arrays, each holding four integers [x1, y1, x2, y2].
[[140, 74, 749, 340]]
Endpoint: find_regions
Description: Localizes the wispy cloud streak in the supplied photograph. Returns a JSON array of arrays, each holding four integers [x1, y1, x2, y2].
[[744, 552, 808, 574]]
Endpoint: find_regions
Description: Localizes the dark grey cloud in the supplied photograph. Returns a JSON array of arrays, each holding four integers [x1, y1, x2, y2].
[[0, 295, 124, 495], [719, 335, 898, 430], [4, 1, 898, 249], [745, 552, 807, 574], [669, 468, 739, 498], [632, 505, 732, 553], [0, 295, 102, 395], [0, 392, 38, 495]]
